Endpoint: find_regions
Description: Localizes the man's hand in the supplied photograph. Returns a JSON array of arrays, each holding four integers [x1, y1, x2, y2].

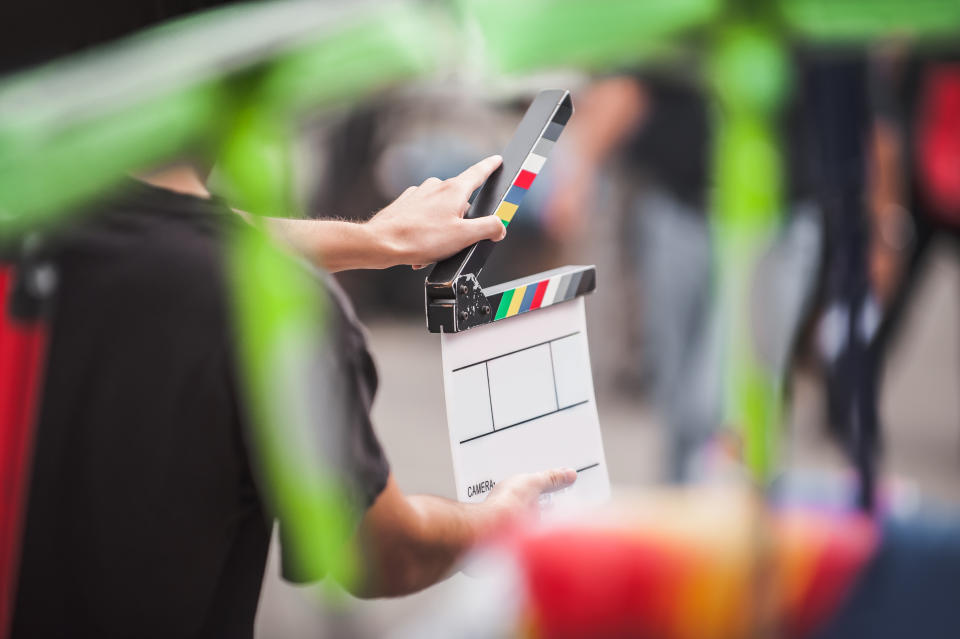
[[367, 154, 507, 269], [265, 155, 507, 272], [477, 468, 579, 535], [350, 468, 577, 598]]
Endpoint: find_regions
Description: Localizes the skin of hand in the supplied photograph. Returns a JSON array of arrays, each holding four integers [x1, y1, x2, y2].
[[349, 468, 577, 598], [367, 154, 508, 270], [268, 155, 507, 272]]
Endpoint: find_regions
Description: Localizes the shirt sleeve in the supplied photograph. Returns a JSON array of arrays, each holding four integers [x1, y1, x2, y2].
[[319, 273, 391, 512], [275, 274, 390, 583]]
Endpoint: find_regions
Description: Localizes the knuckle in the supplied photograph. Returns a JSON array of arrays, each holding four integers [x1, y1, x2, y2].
[[546, 470, 561, 487]]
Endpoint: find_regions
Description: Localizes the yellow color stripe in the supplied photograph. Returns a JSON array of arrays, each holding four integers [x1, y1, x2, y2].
[[507, 285, 526, 316], [495, 201, 519, 225]]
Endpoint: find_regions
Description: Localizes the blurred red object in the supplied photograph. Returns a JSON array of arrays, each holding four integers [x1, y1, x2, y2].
[[917, 64, 960, 224], [0, 265, 48, 639], [502, 490, 877, 639]]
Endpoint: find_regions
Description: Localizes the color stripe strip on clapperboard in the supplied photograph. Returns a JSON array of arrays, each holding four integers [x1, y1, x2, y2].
[[490, 268, 593, 321], [492, 117, 564, 227]]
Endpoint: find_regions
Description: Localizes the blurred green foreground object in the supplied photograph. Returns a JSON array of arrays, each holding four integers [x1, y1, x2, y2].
[[1, 0, 959, 586], [0, 0, 444, 588], [227, 221, 359, 586], [0, 1, 442, 232]]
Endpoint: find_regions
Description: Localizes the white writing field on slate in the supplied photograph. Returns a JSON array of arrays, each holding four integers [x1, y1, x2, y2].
[[440, 298, 610, 508]]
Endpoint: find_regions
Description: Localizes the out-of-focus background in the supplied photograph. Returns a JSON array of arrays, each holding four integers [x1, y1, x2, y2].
[[258, 259, 960, 636], [3, 0, 960, 636], [251, 40, 960, 639]]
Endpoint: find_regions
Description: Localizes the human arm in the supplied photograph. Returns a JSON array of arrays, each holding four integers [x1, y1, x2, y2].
[[138, 154, 506, 271], [347, 468, 577, 598], [267, 155, 508, 272], [867, 116, 909, 304], [544, 76, 648, 241]]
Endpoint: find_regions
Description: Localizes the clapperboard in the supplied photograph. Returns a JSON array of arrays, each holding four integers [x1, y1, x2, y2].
[[425, 90, 610, 507]]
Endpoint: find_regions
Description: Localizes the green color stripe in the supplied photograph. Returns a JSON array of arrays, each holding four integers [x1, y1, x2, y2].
[[494, 288, 514, 320]]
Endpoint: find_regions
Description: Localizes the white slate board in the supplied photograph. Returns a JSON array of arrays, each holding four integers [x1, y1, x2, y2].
[[440, 298, 610, 507]]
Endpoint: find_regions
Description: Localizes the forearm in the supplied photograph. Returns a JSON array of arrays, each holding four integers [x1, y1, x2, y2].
[[567, 76, 647, 165], [351, 469, 576, 598], [405, 492, 487, 571], [263, 154, 506, 273], [266, 217, 399, 273], [352, 480, 485, 598]]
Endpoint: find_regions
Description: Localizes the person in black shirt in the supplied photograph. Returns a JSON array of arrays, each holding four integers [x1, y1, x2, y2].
[[5, 4, 578, 632], [11, 161, 578, 637]]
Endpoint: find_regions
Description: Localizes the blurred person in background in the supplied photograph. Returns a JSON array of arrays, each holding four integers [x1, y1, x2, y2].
[[545, 72, 821, 483], [544, 74, 721, 482], [821, 47, 960, 508], [4, 2, 578, 637], [803, 55, 882, 509], [876, 51, 960, 369], [805, 47, 960, 509]]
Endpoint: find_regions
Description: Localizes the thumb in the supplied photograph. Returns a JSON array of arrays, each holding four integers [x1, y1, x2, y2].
[[537, 468, 577, 494], [461, 215, 507, 245]]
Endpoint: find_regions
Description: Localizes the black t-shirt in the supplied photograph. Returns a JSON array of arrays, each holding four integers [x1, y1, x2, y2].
[[12, 182, 389, 638]]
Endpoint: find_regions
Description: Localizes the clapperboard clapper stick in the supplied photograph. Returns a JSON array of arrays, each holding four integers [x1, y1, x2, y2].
[[425, 89, 596, 333], [426, 90, 611, 507]]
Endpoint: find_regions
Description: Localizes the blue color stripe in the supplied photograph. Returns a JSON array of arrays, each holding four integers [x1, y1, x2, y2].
[[504, 185, 526, 205], [518, 283, 538, 313]]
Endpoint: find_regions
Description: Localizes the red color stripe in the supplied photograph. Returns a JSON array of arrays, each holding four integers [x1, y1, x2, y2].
[[530, 279, 550, 310], [514, 170, 536, 189]]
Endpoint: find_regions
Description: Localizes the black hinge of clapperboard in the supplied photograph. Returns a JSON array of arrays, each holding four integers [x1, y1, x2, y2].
[[425, 89, 596, 333]]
